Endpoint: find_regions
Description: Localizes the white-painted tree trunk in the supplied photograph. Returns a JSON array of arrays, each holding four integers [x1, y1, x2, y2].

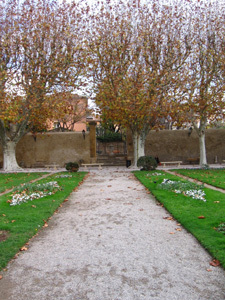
[[3, 141, 22, 171], [132, 129, 146, 167], [199, 133, 207, 167], [192, 119, 208, 168]]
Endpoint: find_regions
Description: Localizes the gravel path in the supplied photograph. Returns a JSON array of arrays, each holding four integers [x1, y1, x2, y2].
[[0, 167, 225, 300]]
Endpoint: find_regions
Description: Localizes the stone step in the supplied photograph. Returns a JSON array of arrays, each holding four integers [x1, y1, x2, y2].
[[97, 155, 127, 166]]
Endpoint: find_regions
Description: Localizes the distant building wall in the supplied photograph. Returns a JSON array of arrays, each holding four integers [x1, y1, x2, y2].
[[0, 132, 91, 168], [127, 128, 225, 164]]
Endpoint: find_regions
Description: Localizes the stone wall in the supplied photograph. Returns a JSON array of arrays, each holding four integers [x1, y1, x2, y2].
[[0, 132, 91, 168], [0, 128, 224, 168], [127, 128, 225, 164]]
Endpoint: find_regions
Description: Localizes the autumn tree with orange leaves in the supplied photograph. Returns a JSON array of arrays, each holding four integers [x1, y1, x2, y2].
[[88, 1, 191, 166], [175, 1, 225, 167], [0, 0, 87, 171]]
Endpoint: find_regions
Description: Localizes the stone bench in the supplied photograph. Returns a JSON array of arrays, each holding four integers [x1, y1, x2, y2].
[[161, 161, 183, 167], [45, 164, 60, 170], [82, 163, 104, 170]]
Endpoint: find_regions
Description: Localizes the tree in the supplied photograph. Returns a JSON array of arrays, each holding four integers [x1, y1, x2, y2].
[[0, 0, 87, 171], [176, 1, 225, 167], [88, 0, 190, 166]]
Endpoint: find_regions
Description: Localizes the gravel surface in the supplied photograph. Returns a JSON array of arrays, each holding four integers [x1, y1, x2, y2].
[[0, 167, 225, 300]]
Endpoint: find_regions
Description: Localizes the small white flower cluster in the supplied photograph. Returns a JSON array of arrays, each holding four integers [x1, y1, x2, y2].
[[185, 189, 206, 201], [55, 175, 72, 178], [36, 181, 59, 188], [160, 179, 206, 202], [147, 172, 162, 177], [152, 172, 163, 176], [11, 191, 51, 206], [10, 181, 60, 206], [161, 179, 175, 185]]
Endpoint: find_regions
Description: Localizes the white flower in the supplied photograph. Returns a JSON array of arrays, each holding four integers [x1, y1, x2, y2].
[[10, 181, 61, 206]]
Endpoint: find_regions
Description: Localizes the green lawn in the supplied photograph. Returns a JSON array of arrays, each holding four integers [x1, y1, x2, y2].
[[134, 170, 225, 269], [0, 173, 48, 193], [172, 168, 225, 190], [0, 172, 87, 271]]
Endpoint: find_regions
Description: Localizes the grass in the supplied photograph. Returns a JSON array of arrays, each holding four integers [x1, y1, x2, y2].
[[172, 168, 225, 190], [134, 170, 225, 269], [0, 171, 87, 271], [0, 173, 48, 193]]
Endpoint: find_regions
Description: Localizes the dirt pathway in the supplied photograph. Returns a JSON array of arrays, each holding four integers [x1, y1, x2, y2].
[[0, 167, 225, 300]]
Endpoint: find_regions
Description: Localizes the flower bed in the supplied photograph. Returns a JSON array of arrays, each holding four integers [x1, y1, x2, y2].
[[158, 178, 206, 201], [9, 181, 62, 206]]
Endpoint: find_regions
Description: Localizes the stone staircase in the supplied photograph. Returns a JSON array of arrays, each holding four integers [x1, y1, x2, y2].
[[97, 154, 127, 166]]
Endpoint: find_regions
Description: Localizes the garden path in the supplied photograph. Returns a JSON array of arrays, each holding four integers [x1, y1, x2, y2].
[[0, 167, 225, 300]]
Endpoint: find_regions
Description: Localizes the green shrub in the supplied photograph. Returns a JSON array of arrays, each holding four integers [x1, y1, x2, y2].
[[65, 162, 79, 172], [137, 156, 157, 171]]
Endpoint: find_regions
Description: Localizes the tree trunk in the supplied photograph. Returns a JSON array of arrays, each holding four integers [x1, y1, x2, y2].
[[132, 129, 146, 167], [192, 119, 208, 168], [3, 140, 22, 171], [199, 132, 207, 167]]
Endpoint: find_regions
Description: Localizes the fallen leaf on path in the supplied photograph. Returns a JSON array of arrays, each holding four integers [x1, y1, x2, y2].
[[139, 208, 144, 211], [206, 269, 212, 272], [107, 185, 112, 187], [169, 232, 175, 234], [20, 246, 28, 251], [0, 275, 2, 280], [210, 259, 220, 267], [106, 198, 111, 200], [176, 228, 182, 231], [163, 217, 174, 221]]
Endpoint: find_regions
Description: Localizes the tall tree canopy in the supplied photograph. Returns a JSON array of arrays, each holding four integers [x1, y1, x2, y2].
[[87, 0, 191, 165], [175, 1, 225, 167], [0, 0, 87, 170]]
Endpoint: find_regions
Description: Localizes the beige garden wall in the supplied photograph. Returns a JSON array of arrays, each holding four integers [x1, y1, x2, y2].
[[0, 132, 91, 168], [0, 128, 224, 168], [127, 128, 225, 164]]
